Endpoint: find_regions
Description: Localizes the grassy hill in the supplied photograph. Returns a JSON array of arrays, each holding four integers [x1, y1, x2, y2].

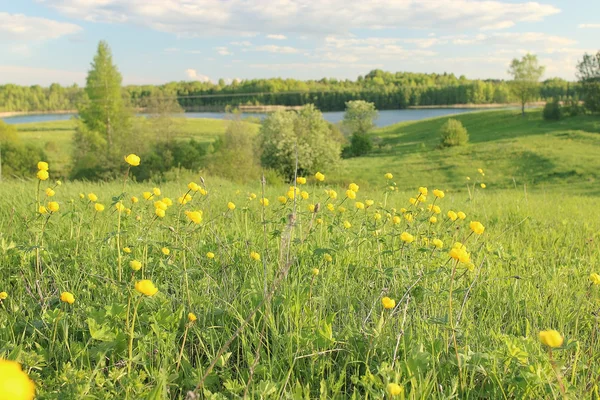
[[338, 109, 600, 195]]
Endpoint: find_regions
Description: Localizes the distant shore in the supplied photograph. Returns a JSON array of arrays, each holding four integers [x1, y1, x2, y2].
[[0, 102, 546, 119]]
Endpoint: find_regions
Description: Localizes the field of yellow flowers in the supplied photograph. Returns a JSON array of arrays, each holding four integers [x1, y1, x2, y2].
[[1, 157, 599, 399]]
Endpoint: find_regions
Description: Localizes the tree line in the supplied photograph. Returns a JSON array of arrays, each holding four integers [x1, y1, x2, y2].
[[0, 69, 582, 113]]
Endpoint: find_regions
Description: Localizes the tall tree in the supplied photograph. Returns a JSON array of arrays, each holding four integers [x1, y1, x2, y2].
[[74, 41, 132, 178], [508, 54, 545, 115], [342, 100, 378, 135], [576, 51, 600, 112]]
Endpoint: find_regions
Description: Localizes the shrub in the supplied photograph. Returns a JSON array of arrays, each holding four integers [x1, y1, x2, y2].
[[348, 133, 373, 157], [543, 99, 562, 121], [440, 119, 469, 147], [131, 139, 209, 181]]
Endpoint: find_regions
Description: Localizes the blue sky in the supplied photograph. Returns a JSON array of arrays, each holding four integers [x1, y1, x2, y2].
[[0, 0, 598, 86]]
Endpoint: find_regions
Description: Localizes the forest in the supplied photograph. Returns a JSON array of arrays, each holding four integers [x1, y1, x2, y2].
[[0, 70, 578, 113]]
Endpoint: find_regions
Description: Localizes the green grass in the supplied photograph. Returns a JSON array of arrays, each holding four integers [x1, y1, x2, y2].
[[0, 172, 599, 398], [337, 109, 600, 195], [14, 117, 259, 177]]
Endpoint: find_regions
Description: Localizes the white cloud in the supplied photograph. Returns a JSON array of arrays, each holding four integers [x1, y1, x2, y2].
[[253, 45, 299, 54], [266, 34, 287, 40], [480, 20, 515, 31], [248, 62, 384, 71], [0, 12, 81, 41], [185, 68, 211, 82], [41, 0, 560, 36], [164, 47, 179, 53], [230, 41, 252, 46], [578, 24, 600, 29], [215, 46, 232, 55]]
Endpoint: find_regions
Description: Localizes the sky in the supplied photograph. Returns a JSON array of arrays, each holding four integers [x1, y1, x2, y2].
[[0, 0, 598, 86]]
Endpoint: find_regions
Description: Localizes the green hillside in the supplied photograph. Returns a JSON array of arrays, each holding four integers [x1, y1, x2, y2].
[[338, 109, 600, 195]]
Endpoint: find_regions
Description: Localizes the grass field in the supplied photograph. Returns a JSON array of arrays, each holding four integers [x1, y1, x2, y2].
[[1, 164, 600, 398]]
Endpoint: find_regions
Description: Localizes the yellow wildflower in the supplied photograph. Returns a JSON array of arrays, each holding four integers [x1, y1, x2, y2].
[[45, 188, 55, 197], [355, 202, 365, 210], [60, 292, 75, 304], [94, 203, 105, 212], [278, 196, 287, 204], [186, 210, 203, 224], [387, 383, 403, 396], [457, 211, 466, 220], [37, 161, 49, 171], [152, 187, 161, 196], [124, 154, 141, 166], [161, 247, 170, 256], [47, 202, 59, 213], [343, 220, 352, 229], [87, 193, 97, 202], [250, 251, 260, 261], [469, 221, 485, 235], [315, 172, 325, 182], [130, 260, 142, 271], [384, 172, 393, 180], [206, 252, 215, 259], [382, 297, 396, 309], [131, 196, 139, 203], [433, 189, 445, 198], [400, 232, 414, 243], [348, 183, 359, 192], [188, 313, 197, 322], [37, 170, 49, 180], [260, 198, 269, 206], [296, 177, 307, 185], [0, 359, 35, 400], [227, 202, 236, 211], [590, 273, 600, 285], [346, 190, 356, 200], [432, 238, 443, 249], [539, 330, 563, 348], [135, 280, 158, 296]]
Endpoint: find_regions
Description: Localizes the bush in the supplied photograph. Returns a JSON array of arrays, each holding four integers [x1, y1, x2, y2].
[[1, 142, 47, 178], [543, 99, 562, 121], [131, 139, 209, 181], [563, 98, 584, 117], [346, 133, 373, 157], [440, 119, 469, 147]]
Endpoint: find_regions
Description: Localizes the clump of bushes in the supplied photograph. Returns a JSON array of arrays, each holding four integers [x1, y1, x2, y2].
[[440, 119, 469, 147], [543, 99, 563, 121], [131, 139, 209, 181]]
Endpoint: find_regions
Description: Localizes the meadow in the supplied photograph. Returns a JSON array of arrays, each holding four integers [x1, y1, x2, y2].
[[2, 109, 600, 399]]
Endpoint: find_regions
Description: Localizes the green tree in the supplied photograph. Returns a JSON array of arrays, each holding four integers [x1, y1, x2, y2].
[[440, 119, 469, 147], [74, 41, 132, 178], [508, 54, 545, 115], [342, 100, 378, 134], [576, 51, 600, 112], [259, 105, 341, 179]]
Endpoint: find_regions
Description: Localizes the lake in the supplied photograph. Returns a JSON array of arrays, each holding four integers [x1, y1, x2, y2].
[[1, 108, 496, 127]]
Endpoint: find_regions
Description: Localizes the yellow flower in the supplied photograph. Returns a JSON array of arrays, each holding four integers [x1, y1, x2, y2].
[[409, 197, 417, 205], [155, 208, 165, 218], [143, 192, 153, 200], [260, 198, 269, 206], [478, 168, 484, 174], [429, 216, 437, 224], [186, 210, 203, 224], [316, 218, 323, 224], [539, 330, 563, 348], [60, 291, 75, 304], [135, 280, 158, 296], [130, 260, 142, 271], [327, 189, 337, 199], [199, 188, 207, 196], [466, 176, 471, 181], [87, 193, 97, 202], [300, 191, 309, 200], [79, 193, 85, 199], [338, 206, 347, 213], [326, 203, 335, 212], [432, 238, 443, 249], [287, 190, 296, 200], [400, 232, 414, 243], [123, 247, 132, 254], [188, 313, 197, 322], [384, 172, 393, 180], [433, 189, 445, 198], [37, 170, 49, 181], [227, 202, 236, 211], [45, 188, 55, 197], [449, 246, 470, 264], [418, 187, 428, 196], [47, 202, 59, 213], [343, 220, 352, 229], [38, 206, 47, 214], [311, 268, 320, 276], [315, 172, 325, 181], [469, 221, 485, 235], [346, 190, 356, 200], [249, 193, 257, 200], [374, 213, 382, 220], [250, 251, 260, 261], [323, 253, 333, 262], [447, 211, 458, 221], [308, 204, 316, 212], [392, 215, 401, 224], [387, 383, 403, 396], [131, 196, 139, 203], [0, 292, 7, 300], [37, 161, 49, 171], [154, 200, 168, 211], [590, 273, 600, 285], [188, 182, 200, 192], [56, 180, 62, 186], [161, 247, 170, 256], [124, 154, 141, 166], [365, 199, 374, 207], [480, 183, 486, 189], [162, 197, 173, 207], [457, 211, 466, 220], [348, 183, 359, 192], [206, 252, 215, 259], [278, 196, 287, 204], [382, 297, 396, 309], [0, 359, 36, 400], [152, 187, 161, 196], [296, 177, 307, 184], [399, 207, 407, 213], [355, 201, 365, 210], [418, 195, 427, 203], [404, 213, 413, 223], [94, 203, 105, 212]]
